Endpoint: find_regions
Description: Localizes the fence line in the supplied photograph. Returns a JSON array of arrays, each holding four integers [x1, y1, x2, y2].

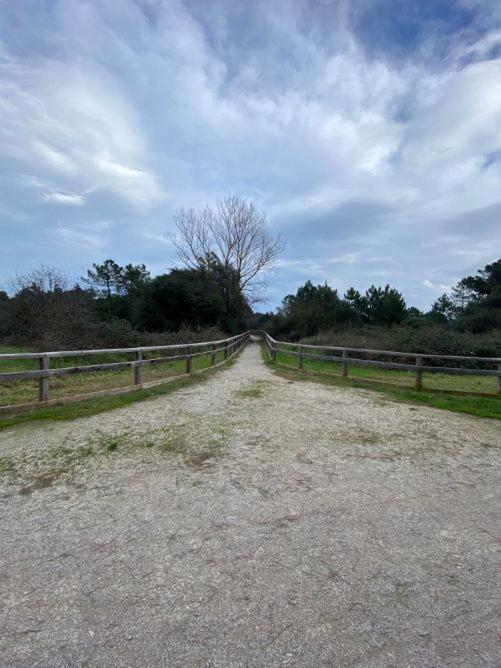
[[0, 332, 250, 414], [255, 331, 501, 395]]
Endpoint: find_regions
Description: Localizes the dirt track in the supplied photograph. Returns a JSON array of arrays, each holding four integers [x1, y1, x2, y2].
[[1, 342, 500, 666]]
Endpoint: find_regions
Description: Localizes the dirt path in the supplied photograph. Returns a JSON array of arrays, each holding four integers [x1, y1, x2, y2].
[[1, 342, 500, 666]]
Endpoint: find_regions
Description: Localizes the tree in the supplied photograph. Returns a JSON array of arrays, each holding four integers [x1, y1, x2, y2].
[[344, 287, 368, 326], [11, 265, 69, 294], [365, 284, 406, 328], [137, 269, 226, 332], [170, 194, 284, 312], [428, 293, 455, 323], [279, 281, 354, 337], [83, 259, 125, 298], [123, 263, 150, 294], [8, 266, 98, 349], [460, 258, 501, 298], [452, 258, 501, 332], [0, 290, 12, 339], [450, 278, 475, 313]]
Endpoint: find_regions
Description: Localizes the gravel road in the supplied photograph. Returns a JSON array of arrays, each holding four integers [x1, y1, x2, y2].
[[1, 342, 500, 667]]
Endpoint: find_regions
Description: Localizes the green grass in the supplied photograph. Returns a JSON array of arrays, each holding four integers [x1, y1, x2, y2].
[[0, 349, 242, 432], [237, 381, 268, 398], [274, 347, 498, 394], [0, 345, 227, 408], [263, 345, 501, 420]]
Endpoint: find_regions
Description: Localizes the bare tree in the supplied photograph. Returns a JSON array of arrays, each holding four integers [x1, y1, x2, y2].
[[10, 265, 70, 294], [170, 195, 284, 307]]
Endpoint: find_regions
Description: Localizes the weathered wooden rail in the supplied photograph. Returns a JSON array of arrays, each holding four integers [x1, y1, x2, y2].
[[0, 332, 250, 414], [256, 331, 501, 395]]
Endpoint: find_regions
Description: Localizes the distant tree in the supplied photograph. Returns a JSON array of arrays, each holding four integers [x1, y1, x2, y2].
[[460, 258, 501, 298], [435, 259, 501, 332], [344, 287, 368, 326], [170, 194, 284, 313], [8, 267, 98, 348], [0, 290, 12, 339], [428, 293, 455, 323], [123, 263, 150, 294], [83, 259, 125, 299], [450, 278, 476, 313], [452, 258, 501, 333], [11, 265, 69, 294], [279, 280, 354, 337], [137, 268, 226, 332], [364, 284, 406, 328]]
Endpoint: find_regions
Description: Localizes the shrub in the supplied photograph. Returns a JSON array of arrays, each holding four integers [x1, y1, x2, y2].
[[301, 326, 501, 368]]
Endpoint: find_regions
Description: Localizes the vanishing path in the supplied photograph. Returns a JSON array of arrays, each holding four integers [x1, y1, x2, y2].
[[1, 343, 500, 666]]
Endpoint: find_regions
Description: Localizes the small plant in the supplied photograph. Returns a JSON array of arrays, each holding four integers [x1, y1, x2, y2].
[[104, 439, 119, 452], [95, 435, 122, 453], [237, 381, 268, 398]]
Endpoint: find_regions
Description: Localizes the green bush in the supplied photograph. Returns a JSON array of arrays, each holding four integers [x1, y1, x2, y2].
[[301, 326, 501, 368]]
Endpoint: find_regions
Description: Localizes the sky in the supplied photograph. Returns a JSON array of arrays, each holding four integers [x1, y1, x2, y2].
[[0, 0, 500, 311]]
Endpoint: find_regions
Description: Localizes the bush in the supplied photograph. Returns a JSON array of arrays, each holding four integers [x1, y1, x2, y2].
[[301, 326, 501, 368]]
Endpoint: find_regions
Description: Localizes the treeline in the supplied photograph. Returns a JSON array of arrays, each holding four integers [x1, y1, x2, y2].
[[0, 195, 283, 350], [256, 258, 501, 358], [1, 245, 499, 358], [0, 260, 251, 350]]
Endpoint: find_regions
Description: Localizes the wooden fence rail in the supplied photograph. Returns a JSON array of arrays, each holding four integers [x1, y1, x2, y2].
[[253, 331, 501, 395], [0, 332, 250, 414]]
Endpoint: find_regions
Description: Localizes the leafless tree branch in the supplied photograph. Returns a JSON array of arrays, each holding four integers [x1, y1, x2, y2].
[[169, 194, 284, 307]]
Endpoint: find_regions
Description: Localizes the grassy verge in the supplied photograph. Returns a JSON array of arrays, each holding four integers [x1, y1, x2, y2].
[[272, 347, 498, 394], [0, 348, 242, 432], [263, 345, 501, 420], [0, 345, 227, 408]]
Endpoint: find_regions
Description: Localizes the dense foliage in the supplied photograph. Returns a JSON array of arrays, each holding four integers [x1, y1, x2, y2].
[[1, 257, 499, 355], [0, 260, 250, 350], [259, 258, 501, 355]]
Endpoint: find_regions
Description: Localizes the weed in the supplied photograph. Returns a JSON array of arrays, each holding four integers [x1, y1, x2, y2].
[[237, 381, 268, 399]]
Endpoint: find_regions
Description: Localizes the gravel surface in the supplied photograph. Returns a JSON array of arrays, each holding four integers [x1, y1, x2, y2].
[[1, 342, 500, 667]]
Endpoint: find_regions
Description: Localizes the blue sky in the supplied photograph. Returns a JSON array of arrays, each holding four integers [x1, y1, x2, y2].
[[1, 0, 500, 310]]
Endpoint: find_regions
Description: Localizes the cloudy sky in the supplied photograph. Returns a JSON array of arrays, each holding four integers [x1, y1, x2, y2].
[[1, 0, 500, 309]]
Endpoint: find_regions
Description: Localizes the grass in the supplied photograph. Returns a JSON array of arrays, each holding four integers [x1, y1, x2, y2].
[[273, 347, 499, 394], [0, 348, 242, 432], [263, 346, 501, 420], [237, 381, 268, 398], [0, 345, 228, 408]]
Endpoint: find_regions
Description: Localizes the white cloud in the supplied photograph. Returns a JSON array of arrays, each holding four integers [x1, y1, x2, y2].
[[0, 0, 500, 309], [0, 48, 164, 212], [53, 221, 110, 250], [422, 279, 450, 292], [43, 191, 85, 206]]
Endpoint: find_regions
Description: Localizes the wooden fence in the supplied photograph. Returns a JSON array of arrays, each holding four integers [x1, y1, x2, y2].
[[258, 332, 501, 395], [0, 332, 250, 414]]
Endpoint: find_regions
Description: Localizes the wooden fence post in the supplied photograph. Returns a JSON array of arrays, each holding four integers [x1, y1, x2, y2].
[[134, 351, 142, 386], [497, 362, 501, 394], [211, 344, 217, 366], [272, 345, 277, 363], [298, 344, 303, 369], [342, 349, 348, 379], [186, 346, 192, 374], [415, 356, 423, 390], [224, 343, 228, 360], [39, 355, 50, 402]]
